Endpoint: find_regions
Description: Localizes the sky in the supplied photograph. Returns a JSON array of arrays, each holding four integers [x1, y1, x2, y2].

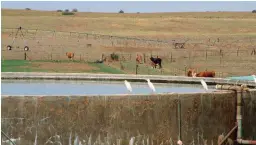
[[1, 1, 256, 13]]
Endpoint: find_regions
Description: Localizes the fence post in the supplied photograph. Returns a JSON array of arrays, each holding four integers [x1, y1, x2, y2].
[[170, 52, 173, 62], [135, 64, 138, 75], [219, 55, 222, 65], [24, 52, 27, 60], [143, 53, 146, 63], [184, 66, 187, 76], [205, 49, 208, 60], [102, 53, 104, 61]]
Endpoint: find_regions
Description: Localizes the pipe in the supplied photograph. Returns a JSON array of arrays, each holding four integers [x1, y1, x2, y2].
[[216, 85, 256, 144], [178, 96, 181, 141], [1, 130, 16, 145], [218, 124, 238, 145]]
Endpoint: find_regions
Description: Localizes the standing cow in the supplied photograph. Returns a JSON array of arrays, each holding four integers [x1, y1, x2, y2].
[[66, 52, 74, 61], [136, 54, 143, 64], [150, 56, 162, 69]]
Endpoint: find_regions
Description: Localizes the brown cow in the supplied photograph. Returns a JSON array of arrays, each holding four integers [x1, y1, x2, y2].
[[136, 54, 143, 64], [187, 69, 197, 77], [66, 52, 74, 61], [196, 71, 215, 77], [187, 69, 215, 78]]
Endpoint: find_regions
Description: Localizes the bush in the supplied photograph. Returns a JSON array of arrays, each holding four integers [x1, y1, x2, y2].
[[57, 10, 63, 12], [119, 10, 124, 13], [72, 8, 78, 12], [62, 12, 75, 15], [110, 53, 119, 61], [65, 9, 69, 12], [252, 10, 256, 13], [25, 8, 31, 10]]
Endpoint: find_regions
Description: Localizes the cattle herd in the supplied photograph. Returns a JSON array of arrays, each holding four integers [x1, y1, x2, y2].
[[66, 52, 215, 78]]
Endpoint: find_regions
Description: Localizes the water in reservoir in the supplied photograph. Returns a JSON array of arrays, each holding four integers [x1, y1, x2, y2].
[[1, 79, 215, 96]]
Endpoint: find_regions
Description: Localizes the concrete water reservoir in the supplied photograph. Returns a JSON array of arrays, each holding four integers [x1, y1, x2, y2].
[[1, 72, 256, 145]]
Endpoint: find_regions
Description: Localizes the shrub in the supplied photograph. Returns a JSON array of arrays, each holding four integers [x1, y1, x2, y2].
[[72, 8, 78, 12], [62, 12, 75, 15], [25, 8, 31, 10], [252, 10, 256, 13], [119, 10, 124, 13], [110, 53, 119, 61], [65, 9, 69, 12], [57, 10, 63, 12]]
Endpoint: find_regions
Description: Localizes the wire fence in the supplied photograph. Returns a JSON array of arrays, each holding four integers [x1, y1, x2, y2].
[[2, 27, 256, 77]]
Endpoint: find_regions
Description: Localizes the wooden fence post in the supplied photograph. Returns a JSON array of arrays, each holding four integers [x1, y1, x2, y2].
[[219, 55, 222, 65], [170, 52, 173, 62], [205, 49, 208, 60], [143, 53, 146, 63], [135, 64, 138, 75], [102, 53, 104, 61], [24, 52, 27, 60], [184, 66, 187, 76]]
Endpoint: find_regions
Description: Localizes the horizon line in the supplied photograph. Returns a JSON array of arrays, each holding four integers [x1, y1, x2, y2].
[[1, 8, 253, 13]]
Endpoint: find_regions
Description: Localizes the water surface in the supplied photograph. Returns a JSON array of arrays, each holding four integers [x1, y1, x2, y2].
[[1, 79, 215, 96]]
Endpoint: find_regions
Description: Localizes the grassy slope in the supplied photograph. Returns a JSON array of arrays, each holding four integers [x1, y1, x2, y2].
[[1, 60, 34, 72], [1, 60, 124, 73], [2, 9, 256, 39], [1, 9, 256, 76]]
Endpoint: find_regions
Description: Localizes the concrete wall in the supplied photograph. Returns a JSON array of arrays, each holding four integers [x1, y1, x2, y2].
[[1, 90, 256, 145]]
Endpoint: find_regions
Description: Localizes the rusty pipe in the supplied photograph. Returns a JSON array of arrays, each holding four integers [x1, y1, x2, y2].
[[216, 85, 256, 145], [218, 124, 238, 145]]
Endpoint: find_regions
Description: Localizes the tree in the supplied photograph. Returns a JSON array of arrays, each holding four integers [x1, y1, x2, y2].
[[119, 9, 124, 13], [72, 8, 78, 12], [252, 10, 256, 13], [25, 8, 31, 10], [65, 9, 69, 12]]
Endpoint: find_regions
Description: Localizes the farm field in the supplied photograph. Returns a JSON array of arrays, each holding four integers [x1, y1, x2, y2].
[[1, 9, 256, 77]]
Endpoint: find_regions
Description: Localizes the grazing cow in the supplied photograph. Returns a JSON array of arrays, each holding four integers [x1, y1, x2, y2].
[[150, 56, 162, 69], [187, 69, 215, 78], [66, 52, 74, 61], [136, 54, 143, 64]]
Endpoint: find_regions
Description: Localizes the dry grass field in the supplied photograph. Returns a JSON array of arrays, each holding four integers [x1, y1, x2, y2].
[[1, 9, 256, 77]]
